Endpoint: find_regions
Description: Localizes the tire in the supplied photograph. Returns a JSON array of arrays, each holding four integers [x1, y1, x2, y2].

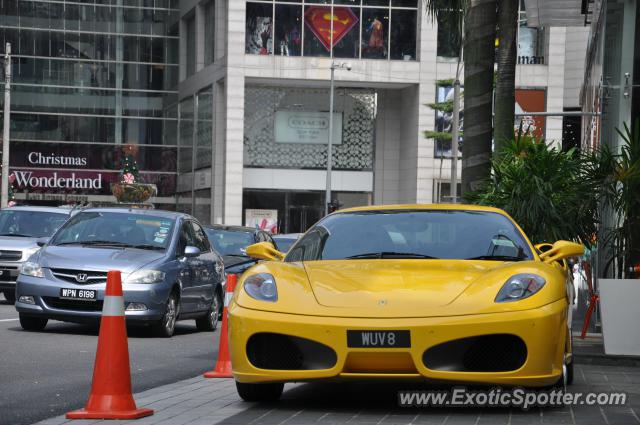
[[3, 290, 15, 305], [195, 290, 222, 332], [236, 381, 284, 402], [19, 314, 48, 331], [566, 356, 574, 386], [152, 292, 179, 338]]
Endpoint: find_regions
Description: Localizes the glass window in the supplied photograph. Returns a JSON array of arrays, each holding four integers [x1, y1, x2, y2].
[[275, 4, 302, 56], [204, 229, 256, 256], [51, 212, 176, 250], [196, 86, 213, 169], [0, 210, 68, 238], [179, 96, 194, 174], [186, 15, 196, 76], [361, 8, 388, 59], [286, 210, 533, 262], [390, 9, 416, 60], [303, 5, 331, 57], [204, 1, 215, 65], [332, 7, 360, 59], [190, 221, 211, 252], [437, 9, 462, 58], [246, 2, 273, 55]]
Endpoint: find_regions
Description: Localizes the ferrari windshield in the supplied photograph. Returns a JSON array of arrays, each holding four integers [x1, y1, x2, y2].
[[285, 210, 534, 261]]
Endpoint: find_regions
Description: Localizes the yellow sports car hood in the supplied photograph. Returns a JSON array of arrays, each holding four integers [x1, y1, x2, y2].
[[234, 259, 568, 318], [303, 260, 486, 310]]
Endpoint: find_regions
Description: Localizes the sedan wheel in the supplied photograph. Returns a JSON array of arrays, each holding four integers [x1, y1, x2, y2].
[[3, 290, 15, 305], [196, 291, 221, 332], [153, 292, 179, 338], [19, 314, 48, 331]]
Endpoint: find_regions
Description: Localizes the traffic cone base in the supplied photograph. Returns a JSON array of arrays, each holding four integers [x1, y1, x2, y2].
[[66, 407, 154, 420]]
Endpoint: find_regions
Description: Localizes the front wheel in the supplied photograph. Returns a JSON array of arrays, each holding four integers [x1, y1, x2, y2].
[[152, 292, 179, 338], [236, 381, 284, 402], [3, 290, 15, 304], [195, 291, 221, 332], [19, 314, 48, 331]]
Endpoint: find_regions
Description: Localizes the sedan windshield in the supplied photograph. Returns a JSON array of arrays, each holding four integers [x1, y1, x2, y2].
[[51, 212, 175, 250], [0, 210, 68, 238], [205, 229, 254, 256], [285, 210, 533, 262]]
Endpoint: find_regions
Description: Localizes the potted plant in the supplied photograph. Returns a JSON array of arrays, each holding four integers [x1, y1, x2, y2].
[[110, 145, 157, 204], [596, 122, 640, 355]]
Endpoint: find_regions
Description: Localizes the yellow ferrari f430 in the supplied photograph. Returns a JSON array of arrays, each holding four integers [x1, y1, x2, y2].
[[228, 204, 583, 401]]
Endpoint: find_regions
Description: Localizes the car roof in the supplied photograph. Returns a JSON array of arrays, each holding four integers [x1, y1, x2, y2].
[[75, 207, 191, 220], [205, 224, 260, 233], [2, 206, 70, 215], [338, 204, 508, 215]]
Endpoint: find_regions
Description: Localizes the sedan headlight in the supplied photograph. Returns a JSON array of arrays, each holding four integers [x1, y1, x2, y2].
[[244, 273, 278, 302], [22, 247, 41, 261], [21, 261, 44, 278], [495, 274, 546, 302], [125, 269, 166, 284]]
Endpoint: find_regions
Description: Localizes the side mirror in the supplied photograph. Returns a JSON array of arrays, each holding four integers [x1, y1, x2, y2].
[[245, 242, 285, 261], [184, 245, 201, 258], [538, 240, 584, 264], [36, 237, 50, 247]]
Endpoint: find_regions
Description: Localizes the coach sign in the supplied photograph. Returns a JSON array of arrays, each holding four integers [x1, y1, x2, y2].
[[275, 111, 343, 145]]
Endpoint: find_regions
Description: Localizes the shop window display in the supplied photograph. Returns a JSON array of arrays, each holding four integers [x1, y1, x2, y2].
[[245, 3, 273, 55], [245, 1, 416, 61]]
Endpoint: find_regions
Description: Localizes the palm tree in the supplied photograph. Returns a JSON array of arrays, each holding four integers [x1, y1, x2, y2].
[[460, 0, 497, 195], [494, 0, 519, 152]]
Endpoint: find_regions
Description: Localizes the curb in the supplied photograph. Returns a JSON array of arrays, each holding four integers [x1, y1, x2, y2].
[[574, 353, 640, 367]]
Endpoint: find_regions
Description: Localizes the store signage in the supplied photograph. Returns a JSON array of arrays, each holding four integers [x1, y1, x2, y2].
[[28, 152, 88, 166], [304, 6, 359, 51], [515, 89, 546, 138], [245, 209, 278, 234], [13, 170, 102, 190], [10, 141, 177, 172], [275, 111, 343, 145]]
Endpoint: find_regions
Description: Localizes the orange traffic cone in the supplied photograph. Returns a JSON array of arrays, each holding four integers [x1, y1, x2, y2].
[[204, 273, 237, 378], [66, 270, 154, 420]]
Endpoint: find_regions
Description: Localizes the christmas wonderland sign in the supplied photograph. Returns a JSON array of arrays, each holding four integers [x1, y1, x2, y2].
[[9, 142, 177, 197]]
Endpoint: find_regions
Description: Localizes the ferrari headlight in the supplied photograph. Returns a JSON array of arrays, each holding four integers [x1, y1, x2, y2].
[[21, 261, 44, 278], [244, 273, 278, 302], [495, 274, 545, 302], [125, 269, 166, 284]]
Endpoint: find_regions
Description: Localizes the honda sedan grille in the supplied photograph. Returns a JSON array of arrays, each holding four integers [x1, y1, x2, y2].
[[50, 268, 108, 285], [0, 250, 22, 261]]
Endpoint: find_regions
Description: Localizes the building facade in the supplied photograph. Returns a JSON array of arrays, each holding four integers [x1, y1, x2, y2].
[[1, 0, 180, 208], [1, 1, 589, 233], [176, 0, 588, 232]]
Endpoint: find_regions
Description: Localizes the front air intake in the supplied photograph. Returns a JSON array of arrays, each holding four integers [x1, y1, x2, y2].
[[246, 333, 337, 371]]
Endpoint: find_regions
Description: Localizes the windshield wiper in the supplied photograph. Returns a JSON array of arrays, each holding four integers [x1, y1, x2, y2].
[[130, 244, 165, 251], [73, 240, 131, 248], [346, 252, 440, 260], [0, 233, 32, 237], [465, 255, 526, 261]]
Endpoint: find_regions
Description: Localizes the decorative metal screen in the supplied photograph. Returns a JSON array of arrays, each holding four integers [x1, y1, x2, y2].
[[244, 86, 376, 170]]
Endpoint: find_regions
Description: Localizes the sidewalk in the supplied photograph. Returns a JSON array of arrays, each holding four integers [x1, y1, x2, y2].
[[35, 360, 640, 425]]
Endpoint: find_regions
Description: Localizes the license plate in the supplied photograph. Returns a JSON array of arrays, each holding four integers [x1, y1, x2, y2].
[[347, 330, 411, 348], [59, 288, 97, 301]]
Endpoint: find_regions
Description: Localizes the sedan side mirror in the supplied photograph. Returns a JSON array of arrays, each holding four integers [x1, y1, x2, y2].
[[36, 237, 50, 247], [184, 245, 201, 258], [245, 242, 285, 261], [538, 240, 584, 264]]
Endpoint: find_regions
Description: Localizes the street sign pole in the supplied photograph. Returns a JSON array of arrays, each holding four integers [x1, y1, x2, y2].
[[2, 42, 11, 209]]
